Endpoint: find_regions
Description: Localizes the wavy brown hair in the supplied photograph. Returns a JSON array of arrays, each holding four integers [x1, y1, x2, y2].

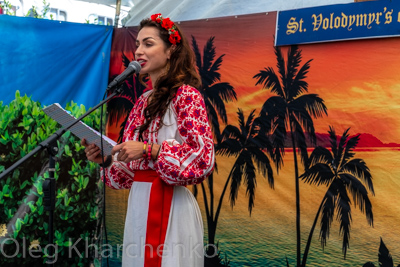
[[137, 18, 201, 139]]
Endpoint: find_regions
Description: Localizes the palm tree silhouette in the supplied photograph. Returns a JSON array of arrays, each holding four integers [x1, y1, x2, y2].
[[218, 109, 274, 212], [253, 44, 327, 266], [191, 36, 237, 141], [363, 238, 399, 267], [301, 127, 374, 266], [207, 108, 274, 257], [190, 36, 237, 258], [106, 53, 147, 142]]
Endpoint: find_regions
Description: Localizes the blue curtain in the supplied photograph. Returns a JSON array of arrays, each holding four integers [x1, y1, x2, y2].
[[0, 15, 113, 108]]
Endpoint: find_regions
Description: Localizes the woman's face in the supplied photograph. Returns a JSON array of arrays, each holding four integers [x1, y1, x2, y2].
[[135, 26, 172, 83]]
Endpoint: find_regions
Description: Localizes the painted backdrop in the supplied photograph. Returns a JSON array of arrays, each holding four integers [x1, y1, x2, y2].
[[105, 5, 400, 267]]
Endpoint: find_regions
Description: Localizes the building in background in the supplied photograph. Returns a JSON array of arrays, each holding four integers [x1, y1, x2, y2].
[[0, 0, 131, 26]]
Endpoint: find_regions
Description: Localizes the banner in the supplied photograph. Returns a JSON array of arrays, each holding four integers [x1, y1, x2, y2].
[[0, 15, 113, 108], [106, 11, 400, 267], [276, 0, 400, 45]]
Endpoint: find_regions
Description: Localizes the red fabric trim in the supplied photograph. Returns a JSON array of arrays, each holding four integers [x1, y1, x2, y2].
[[134, 170, 174, 267]]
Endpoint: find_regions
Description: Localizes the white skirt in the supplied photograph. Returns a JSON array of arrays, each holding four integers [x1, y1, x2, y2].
[[122, 181, 204, 267]]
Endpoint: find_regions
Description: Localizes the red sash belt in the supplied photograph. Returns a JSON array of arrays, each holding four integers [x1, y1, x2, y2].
[[134, 170, 174, 267]]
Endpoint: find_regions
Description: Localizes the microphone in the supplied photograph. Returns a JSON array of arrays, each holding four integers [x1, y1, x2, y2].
[[107, 61, 141, 91]]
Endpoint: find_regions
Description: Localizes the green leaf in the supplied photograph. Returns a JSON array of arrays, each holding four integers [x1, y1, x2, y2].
[[15, 218, 23, 232], [38, 205, 44, 215], [35, 181, 43, 195], [83, 177, 89, 189], [23, 213, 29, 224], [64, 194, 71, 206], [7, 209, 14, 219], [28, 201, 37, 213], [55, 230, 62, 240], [13, 229, 18, 239], [20, 180, 31, 190], [57, 188, 68, 199], [64, 144, 72, 157], [2, 184, 9, 196]]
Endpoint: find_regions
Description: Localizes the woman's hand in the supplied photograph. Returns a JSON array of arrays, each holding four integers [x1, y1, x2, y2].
[[81, 139, 106, 164], [111, 141, 144, 163]]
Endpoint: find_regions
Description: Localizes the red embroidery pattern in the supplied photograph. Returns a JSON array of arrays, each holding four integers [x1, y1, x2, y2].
[[102, 85, 215, 189]]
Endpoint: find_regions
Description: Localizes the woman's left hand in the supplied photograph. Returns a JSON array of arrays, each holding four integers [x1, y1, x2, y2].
[[111, 141, 144, 163]]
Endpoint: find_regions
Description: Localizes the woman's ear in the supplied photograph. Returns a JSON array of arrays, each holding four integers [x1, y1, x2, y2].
[[167, 45, 176, 59]]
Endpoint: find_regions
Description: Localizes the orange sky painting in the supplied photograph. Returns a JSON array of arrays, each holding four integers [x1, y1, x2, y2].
[[108, 10, 400, 145], [181, 12, 400, 145]]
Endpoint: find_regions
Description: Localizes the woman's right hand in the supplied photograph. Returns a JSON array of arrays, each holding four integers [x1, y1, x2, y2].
[[81, 139, 107, 164]]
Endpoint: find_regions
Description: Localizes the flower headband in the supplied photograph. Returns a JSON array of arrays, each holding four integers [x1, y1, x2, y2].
[[150, 13, 181, 45]]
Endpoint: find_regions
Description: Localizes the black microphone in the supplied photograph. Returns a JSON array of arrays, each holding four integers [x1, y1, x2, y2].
[[107, 60, 141, 91]]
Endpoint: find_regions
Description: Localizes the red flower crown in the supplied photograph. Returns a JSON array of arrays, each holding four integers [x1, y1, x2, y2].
[[150, 13, 181, 45]]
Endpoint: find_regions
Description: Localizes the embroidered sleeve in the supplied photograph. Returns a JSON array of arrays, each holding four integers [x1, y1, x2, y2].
[[101, 161, 136, 189], [100, 94, 147, 189], [155, 85, 215, 185]]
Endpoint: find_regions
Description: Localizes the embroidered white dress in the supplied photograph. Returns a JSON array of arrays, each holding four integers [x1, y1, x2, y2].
[[102, 85, 215, 267]]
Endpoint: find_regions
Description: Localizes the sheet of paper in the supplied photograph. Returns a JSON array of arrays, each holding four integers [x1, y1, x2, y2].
[[43, 103, 116, 156]]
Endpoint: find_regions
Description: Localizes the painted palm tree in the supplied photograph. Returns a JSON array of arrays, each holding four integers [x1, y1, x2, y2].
[[300, 127, 374, 266], [190, 36, 237, 256], [201, 108, 276, 261], [253, 44, 328, 266], [218, 108, 274, 209], [363, 238, 399, 267], [107, 53, 147, 142], [191, 36, 237, 141], [203, 109, 274, 258], [203, 109, 275, 254]]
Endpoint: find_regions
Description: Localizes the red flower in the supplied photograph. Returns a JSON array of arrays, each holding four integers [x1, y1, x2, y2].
[[161, 18, 174, 30], [149, 13, 181, 45], [151, 13, 161, 22], [169, 31, 181, 45]]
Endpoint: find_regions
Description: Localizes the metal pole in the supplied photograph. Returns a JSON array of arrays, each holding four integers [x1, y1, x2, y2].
[[114, 0, 121, 28]]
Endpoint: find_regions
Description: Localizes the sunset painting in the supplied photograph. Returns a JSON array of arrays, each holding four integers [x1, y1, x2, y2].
[[106, 8, 400, 267]]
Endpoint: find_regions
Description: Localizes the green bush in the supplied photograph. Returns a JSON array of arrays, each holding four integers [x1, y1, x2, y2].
[[0, 91, 103, 266]]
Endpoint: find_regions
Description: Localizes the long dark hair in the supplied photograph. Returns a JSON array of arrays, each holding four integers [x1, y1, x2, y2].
[[137, 18, 201, 138]]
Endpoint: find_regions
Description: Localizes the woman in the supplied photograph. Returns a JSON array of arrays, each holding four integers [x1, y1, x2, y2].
[[82, 13, 214, 267]]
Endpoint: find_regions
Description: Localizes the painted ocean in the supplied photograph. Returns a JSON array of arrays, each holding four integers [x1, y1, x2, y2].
[[104, 149, 400, 266]]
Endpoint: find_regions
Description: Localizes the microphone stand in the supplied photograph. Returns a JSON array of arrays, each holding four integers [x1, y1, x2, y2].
[[0, 86, 124, 266]]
